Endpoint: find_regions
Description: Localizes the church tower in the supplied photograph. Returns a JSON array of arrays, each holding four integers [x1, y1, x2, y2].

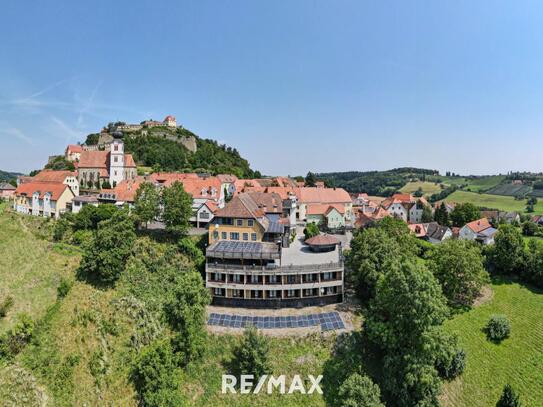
[[109, 139, 125, 185]]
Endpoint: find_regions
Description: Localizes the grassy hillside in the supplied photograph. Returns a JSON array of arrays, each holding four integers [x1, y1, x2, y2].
[[445, 190, 543, 214], [0, 204, 79, 334], [400, 181, 443, 196], [442, 279, 543, 407], [435, 175, 506, 192]]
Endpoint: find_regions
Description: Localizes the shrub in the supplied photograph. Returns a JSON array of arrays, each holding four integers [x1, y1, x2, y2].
[[0, 313, 34, 359], [496, 384, 522, 407], [485, 315, 511, 342], [338, 373, 384, 407], [57, 278, 73, 299], [436, 348, 466, 380], [522, 221, 538, 237], [232, 325, 271, 378], [0, 296, 14, 318], [132, 339, 184, 407]]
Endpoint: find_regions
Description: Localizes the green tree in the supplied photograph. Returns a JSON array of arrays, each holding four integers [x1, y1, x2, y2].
[[305, 171, 317, 187], [523, 239, 543, 288], [78, 210, 136, 284], [496, 384, 522, 407], [347, 228, 402, 302], [162, 181, 193, 236], [365, 261, 450, 406], [521, 221, 538, 236], [373, 217, 418, 256], [134, 182, 160, 228], [488, 224, 525, 275], [132, 339, 184, 407], [450, 203, 480, 227], [166, 271, 210, 366], [338, 373, 384, 407], [232, 325, 271, 378], [421, 204, 433, 223], [428, 239, 488, 309], [303, 222, 320, 239], [434, 202, 450, 226]]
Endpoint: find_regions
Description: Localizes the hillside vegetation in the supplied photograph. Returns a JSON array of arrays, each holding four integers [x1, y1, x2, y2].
[[85, 125, 257, 178], [0, 170, 22, 183]]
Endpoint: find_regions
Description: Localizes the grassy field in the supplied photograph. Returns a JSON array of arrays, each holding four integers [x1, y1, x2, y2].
[[436, 176, 506, 192], [400, 181, 443, 196], [0, 203, 80, 334], [445, 190, 543, 214], [442, 279, 543, 407]]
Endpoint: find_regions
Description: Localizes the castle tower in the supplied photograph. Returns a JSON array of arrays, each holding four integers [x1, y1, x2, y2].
[[109, 139, 125, 185]]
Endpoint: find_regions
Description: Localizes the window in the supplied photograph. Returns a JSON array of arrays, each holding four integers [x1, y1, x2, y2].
[[232, 274, 242, 283], [200, 211, 210, 219], [269, 275, 278, 284], [114, 156, 118, 162], [237, 219, 243, 226], [221, 232, 227, 239], [251, 233, 257, 241], [304, 289, 313, 297], [230, 232, 239, 240], [232, 289, 243, 298], [287, 289, 296, 298], [252, 290, 261, 298], [287, 275, 296, 284], [214, 273, 222, 281], [214, 288, 224, 296], [323, 272, 333, 281], [223, 218, 233, 225], [248, 219, 254, 226], [243, 233, 248, 241], [114, 145, 119, 151], [250, 275, 259, 284], [268, 290, 277, 298]]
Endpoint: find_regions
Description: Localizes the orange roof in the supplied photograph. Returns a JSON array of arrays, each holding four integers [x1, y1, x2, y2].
[[296, 187, 351, 204], [408, 223, 427, 237], [102, 179, 144, 202], [15, 181, 72, 201], [66, 144, 83, 153], [164, 115, 176, 121], [125, 153, 136, 167], [355, 206, 391, 228], [307, 203, 345, 216], [149, 172, 200, 185], [33, 170, 76, 183], [78, 150, 109, 169], [216, 174, 238, 184], [305, 234, 340, 246], [465, 218, 492, 233], [265, 186, 296, 200]]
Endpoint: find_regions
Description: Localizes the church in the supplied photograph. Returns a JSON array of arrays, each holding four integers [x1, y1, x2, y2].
[[76, 139, 137, 188]]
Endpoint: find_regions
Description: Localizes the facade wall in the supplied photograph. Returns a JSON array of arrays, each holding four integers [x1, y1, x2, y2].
[[208, 218, 264, 244]]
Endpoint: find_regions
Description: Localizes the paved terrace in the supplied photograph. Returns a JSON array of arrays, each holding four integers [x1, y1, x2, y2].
[[280, 230, 341, 266]]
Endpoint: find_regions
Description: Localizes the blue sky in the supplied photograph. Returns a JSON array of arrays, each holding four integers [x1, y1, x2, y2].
[[1, 1, 543, 175]]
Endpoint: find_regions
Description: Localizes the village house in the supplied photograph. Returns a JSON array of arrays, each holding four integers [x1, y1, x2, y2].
[[33, 170, 80, 197], [354, 206, 391, 228], [77, 139, 137, 188], [98, 178, 143, 208], [295, 187, 353, 222], [459, 218, 498, 245], [71, 195, 100, 214], [381, 193, 429, 223], [64, 144, 83, 162], [306, 204, 346, 229], [409, 222, 452, 244], [0, 182, 16, 200], [480, 210, 520, 225], [14, 181, 75, 218]]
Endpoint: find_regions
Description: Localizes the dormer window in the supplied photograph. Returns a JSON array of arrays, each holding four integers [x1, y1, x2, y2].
[[201, 188, 207, 196]]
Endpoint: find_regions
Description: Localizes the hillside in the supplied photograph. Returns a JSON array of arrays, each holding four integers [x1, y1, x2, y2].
[[317, 168, 439, 195], [0, 169, 23, 183], [84, 124, 258, 178]]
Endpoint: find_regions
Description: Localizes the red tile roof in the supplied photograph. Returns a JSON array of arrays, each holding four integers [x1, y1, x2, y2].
[[15, 181, 72, 201], [307, 203, 345, 215], [296, 187, 351, 204], [33, 170, 76, 183], [78, 151, 109, 169], [66, 144, 83, 153], [465, 218, 492, 233], [305, 234, 340, 246]]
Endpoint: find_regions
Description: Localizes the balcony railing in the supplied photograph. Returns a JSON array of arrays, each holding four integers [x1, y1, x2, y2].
[[206, 261, 343, 273]]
